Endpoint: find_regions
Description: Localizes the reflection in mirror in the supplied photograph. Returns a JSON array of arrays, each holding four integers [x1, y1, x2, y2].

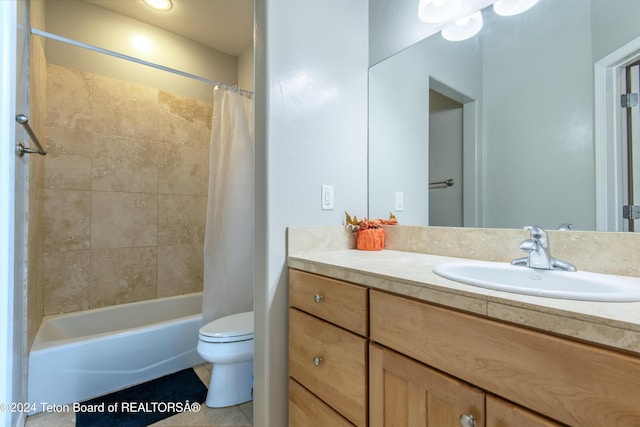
[[369, 0, 640, 231]]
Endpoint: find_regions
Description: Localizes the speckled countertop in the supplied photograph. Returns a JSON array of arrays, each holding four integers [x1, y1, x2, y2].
[[288, 249, 640, 355]]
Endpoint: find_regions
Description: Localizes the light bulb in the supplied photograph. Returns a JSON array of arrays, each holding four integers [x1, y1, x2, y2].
[[493, 0, 538, 17], [418, 0, 462, 24], [441, 10, 483, 41], [143, 0, 173, 12]]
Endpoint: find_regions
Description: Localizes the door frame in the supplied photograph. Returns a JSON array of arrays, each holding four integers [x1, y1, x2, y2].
[[0, 0, 18, 426], [595, 36, 640, 231]]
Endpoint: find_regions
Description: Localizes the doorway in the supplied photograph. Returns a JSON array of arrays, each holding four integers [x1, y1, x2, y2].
[[622, 61, 640, 232], [428, 89, 463, 227]]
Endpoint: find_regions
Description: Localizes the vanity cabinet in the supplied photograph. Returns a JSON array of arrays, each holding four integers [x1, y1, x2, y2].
[[370, 289, 640, 427], [288, 269, 369, 426], [288, 268, 640, 426]]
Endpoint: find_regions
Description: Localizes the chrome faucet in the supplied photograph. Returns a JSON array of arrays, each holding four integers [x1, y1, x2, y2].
[[511, 226, 577, 272]]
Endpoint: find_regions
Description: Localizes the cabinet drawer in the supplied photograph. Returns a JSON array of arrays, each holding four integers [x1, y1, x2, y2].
[[289, 308, 367, 426], [289, 269, 368, 336], [370, 290, 640, 427], [289, 378, 354, 427]]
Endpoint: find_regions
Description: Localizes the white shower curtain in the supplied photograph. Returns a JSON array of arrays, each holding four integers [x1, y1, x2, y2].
[[202, 87, 254, 324]]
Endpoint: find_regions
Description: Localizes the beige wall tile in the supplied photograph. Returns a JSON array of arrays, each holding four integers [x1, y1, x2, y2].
[[90, 247, 158, 308], [44, 126, 92, 190], [159, 91, 212, 149], [157, 244, 204, 297], [44, 189, 91, 252], [158, 194, 207, 245], [46, 63, 92, 130], [92, 133, 158, 193], [91, 191, 158, 249], [44, 250, 90, 315], [92, 75, 158, 139], [158, 143, 209, 195], [43, 65, 211, 314]]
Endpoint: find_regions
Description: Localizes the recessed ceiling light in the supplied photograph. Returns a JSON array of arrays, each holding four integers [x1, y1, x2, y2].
[[143, 0, 173, 12]]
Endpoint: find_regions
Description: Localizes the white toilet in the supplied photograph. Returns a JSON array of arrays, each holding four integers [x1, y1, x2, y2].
[[197, 311, 254, 408]]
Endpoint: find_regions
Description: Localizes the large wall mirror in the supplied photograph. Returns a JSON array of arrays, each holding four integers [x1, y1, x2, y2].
[[369, 0, 640, 232]]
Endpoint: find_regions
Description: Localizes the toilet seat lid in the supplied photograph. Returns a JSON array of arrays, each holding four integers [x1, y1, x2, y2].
[[199, 311, 253, 339]]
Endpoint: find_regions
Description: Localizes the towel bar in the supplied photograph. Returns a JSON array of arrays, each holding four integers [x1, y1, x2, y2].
[[15, 114, 47, 156]]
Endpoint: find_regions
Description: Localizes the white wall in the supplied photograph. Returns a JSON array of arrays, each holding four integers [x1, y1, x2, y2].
[[42, 0, 238, 102], [1, 1, 27, 426], [368, 0, 640, 231], [238, 43, 254, 91], [369, 34, 483, 225], [369, 0, 494, 65], [482, 0, 595, 229], [254, 0, 369, 424], [0, 3, 17, 427], [591, 0, 640, 61]]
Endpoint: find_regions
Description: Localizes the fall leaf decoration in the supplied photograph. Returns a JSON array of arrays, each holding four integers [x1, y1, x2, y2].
[[345, 211, 398, 232]]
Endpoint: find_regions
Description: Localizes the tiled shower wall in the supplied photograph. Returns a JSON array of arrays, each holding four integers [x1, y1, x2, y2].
[[43, 63, 212, 315], [26, 5, 47, 348]]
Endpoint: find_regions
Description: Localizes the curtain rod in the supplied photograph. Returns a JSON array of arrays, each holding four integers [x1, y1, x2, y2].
[[31, 28, 254, 98]]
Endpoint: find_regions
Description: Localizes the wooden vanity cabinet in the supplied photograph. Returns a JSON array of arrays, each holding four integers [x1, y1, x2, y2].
[[288, 268, 640, 426], [288, 269, 369, 426], [370, 289, 640, 427]]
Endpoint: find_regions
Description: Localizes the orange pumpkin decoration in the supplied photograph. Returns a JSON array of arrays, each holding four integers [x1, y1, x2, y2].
[[356, 228, 385, 251]]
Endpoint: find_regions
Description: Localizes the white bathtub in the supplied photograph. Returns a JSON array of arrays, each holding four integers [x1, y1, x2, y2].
[[28, 292, 205, 413]]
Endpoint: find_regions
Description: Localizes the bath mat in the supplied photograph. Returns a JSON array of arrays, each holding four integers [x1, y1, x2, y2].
[[75, 368, 207, 427]]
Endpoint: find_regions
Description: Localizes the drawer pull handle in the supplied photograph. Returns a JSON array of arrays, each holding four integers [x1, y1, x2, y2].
[[312, 356, 323, 366], [459, 414, 476, 427], [313, 294, 324, 303]]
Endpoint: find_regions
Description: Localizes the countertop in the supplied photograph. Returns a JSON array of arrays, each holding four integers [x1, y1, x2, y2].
[[288, 249, 640, 355]]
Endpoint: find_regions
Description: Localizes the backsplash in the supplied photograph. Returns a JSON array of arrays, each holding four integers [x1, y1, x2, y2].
[[288, 225, 640, 278], [43, 63, 211, 315]]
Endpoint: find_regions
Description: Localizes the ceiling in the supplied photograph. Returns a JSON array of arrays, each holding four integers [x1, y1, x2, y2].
[[83, 0, 253, 57]]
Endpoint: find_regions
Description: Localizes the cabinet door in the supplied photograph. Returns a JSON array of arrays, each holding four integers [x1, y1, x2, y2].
[[486, 395, 564, 427], [370, 343, 485, 427]]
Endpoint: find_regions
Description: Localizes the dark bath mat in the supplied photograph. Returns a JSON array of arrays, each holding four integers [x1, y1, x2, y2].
[[75, 368, 207, 427]]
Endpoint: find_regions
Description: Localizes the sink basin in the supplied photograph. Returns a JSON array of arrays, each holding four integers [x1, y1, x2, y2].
[[433, 261, 640, 302]]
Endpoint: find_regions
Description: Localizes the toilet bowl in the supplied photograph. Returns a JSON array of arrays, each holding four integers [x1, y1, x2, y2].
[[197, 311, 254, 408]]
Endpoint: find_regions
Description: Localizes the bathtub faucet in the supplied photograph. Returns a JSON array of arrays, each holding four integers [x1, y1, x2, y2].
[[511, 226, 577, 272]]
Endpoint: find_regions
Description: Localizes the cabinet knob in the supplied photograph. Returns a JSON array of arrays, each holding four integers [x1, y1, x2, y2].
[[313, 294, 324, 303], [312, 356, 323, 366], [459, 414, 476, 427]]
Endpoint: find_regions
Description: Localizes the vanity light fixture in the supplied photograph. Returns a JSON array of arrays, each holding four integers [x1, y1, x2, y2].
[[418, 0, 461, 23], [143, 0, 173, 12], [493, 0, 539, 16], [442, 10, 483, 41]]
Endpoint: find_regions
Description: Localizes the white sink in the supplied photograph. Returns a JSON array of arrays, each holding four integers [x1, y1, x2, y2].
[[433, 261, 640, 302]]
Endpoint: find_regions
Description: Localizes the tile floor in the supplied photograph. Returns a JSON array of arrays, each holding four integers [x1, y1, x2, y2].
[[24, 364, 253, 427]]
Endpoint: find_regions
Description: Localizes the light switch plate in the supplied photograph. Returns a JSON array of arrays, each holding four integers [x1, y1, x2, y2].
[[395, 191, 404, 211], [322, 185, 334, 210]]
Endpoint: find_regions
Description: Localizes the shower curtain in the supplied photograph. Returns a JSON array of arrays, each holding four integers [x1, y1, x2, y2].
[[202, 87, 254, 324]]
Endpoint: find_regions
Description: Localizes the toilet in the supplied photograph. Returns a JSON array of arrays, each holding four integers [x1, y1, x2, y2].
[[197, 311, 254, 408]]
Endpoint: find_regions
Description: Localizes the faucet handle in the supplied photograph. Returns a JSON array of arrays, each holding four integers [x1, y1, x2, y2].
[[524, 226, 548, 246]]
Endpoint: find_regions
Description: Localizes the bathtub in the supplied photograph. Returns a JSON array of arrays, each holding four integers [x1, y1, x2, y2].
[[28, 292, 205, 413]]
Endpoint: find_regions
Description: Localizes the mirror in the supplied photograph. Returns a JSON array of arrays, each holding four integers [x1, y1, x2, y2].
[[369, 0, 640, 231]]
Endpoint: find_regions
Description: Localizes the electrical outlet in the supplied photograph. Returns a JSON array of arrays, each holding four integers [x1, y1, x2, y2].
[[322, 185, 334, 210], [395, 191, 404, 211]]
